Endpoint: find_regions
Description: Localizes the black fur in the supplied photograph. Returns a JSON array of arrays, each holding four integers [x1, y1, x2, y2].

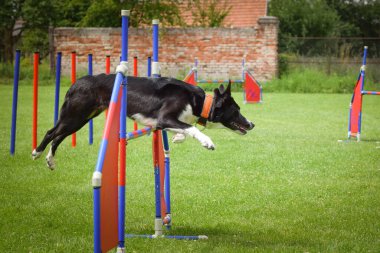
[[33, 74, 254, 167]]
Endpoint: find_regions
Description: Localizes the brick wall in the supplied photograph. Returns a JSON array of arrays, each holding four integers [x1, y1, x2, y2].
[[51, 16, 278, 81]]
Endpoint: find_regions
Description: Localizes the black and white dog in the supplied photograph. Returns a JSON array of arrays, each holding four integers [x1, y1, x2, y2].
[[32, 74, 254, 169]]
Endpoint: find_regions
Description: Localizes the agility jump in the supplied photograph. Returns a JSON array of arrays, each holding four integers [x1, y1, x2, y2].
[[347, 46, 380, 141], [92, 11, 206, 253], [184, 58, 263, 103]]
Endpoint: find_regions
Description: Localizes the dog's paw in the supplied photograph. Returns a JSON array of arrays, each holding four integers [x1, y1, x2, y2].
[[46, 155, 55, 170], [32, 149, 42, 160], [172, 133, 186, 143], [200, 136, 215, 150]]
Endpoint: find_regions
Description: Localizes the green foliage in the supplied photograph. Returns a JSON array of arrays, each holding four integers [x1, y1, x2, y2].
[[270, 0, 340, 37], [327, 0, 380, 37], [266, 67, 379, 93], [189, 0, 231, 27], [20, 29, 49, 58], [53, 0, 91, 27], [278, 54, 291, 77], [0, 0, 24, 62], [80, 0, 183, 28], [270, 0, 380, 57], [0, 59, 63, 86]]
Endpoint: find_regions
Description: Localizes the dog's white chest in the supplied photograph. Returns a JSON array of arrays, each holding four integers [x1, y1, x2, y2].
[[132, 114, 158, 128], [178, 104, 197, 125]]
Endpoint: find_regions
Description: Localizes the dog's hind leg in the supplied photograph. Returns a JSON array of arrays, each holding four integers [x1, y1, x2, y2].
[[45, 132, 71, 170], [44, 118, 90, 169], [32, 125, 59, 160]]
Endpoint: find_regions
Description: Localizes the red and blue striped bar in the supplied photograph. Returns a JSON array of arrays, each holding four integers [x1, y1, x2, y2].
[[126, 127, 153, 140], [362, 91, 380, 95]]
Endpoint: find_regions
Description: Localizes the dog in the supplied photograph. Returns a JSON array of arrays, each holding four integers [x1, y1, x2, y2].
[[32, 74, 254, 169]]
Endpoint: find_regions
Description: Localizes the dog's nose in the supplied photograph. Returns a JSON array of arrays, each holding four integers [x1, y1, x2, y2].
[[248, 122, 255, 130]]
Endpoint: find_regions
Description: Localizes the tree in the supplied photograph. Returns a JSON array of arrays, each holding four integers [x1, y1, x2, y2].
[[0, 0, 24, 62], [327, 0, 380, 37], [20, 0, 57, 58], [270, 0, 340, 38], [80, 0, 184, 28], [189, 0, 231, 27], [269, 0, 344, 55], [270, 0, 380, 56]]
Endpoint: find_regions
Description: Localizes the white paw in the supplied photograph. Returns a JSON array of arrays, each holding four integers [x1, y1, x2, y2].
[[172, 133, 186, 143], [32, 149, 42, 160], [46, 148, 55, 170], [46, 155, 55, 170], [200, 136, 215, 150]]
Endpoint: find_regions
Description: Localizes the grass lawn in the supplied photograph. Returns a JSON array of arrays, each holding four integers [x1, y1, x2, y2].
[[0, 83, 379, 252]]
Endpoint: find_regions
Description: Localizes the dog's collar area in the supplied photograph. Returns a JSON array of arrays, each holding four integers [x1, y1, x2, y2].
[[197, 94, 214, 126]]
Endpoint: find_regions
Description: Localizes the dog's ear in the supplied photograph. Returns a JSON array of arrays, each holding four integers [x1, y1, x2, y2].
[[213, 88, 224, 107], [214, 88, 221, 97], [218, 84, 225, 94], [226, 80, 231, 95]]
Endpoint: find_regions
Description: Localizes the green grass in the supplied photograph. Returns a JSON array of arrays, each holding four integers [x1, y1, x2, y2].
[[0, 83, 379, 252], [266, 68, 380, 94]]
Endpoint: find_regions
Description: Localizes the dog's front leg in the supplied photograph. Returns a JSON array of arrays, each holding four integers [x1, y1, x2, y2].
[[183, 126, 215, 150], [157, 119, 215, 150], [167, 127, 215, 150]]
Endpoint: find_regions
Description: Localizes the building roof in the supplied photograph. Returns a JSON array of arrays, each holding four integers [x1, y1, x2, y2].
[[179, 0, 267, 27]]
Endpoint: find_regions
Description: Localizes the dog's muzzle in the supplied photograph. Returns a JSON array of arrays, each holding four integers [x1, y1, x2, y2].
[[232, 120, 254, 135]]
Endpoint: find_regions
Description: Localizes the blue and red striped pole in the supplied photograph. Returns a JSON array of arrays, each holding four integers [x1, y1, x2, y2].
[[93, 10, 129, 253], [357, 46, 368, 138], [151, 18, 164, 237], [162, 130, 171, 228], [88, 54, 94, 145], [10, 49, 21, 155], [126, 127, 152, 140]]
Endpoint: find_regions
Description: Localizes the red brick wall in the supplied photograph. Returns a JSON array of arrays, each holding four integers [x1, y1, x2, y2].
[[52, 16, 278, 81]]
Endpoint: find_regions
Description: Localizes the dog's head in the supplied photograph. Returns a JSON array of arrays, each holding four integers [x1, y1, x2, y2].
[[210, 81, 254, 135]]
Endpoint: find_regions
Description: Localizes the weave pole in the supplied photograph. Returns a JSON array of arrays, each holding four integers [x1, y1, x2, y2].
[[147, 56, 152, 77], [92, 10, 129, 253], [71, 51, 76, 147], [32, 52, 39, 150], [54, 52, 62, 126], [10, 49, 21, 155], [133, 56, 138, 130], [105, 55, 111, 118], [88, 54, 94, 145], [106, 55, 111, 74]]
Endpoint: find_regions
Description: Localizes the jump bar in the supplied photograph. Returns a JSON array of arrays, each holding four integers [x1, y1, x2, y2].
[[362, 91, 380, 95], [126, 127, 153, 140], [197, 79, 244, 83]]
